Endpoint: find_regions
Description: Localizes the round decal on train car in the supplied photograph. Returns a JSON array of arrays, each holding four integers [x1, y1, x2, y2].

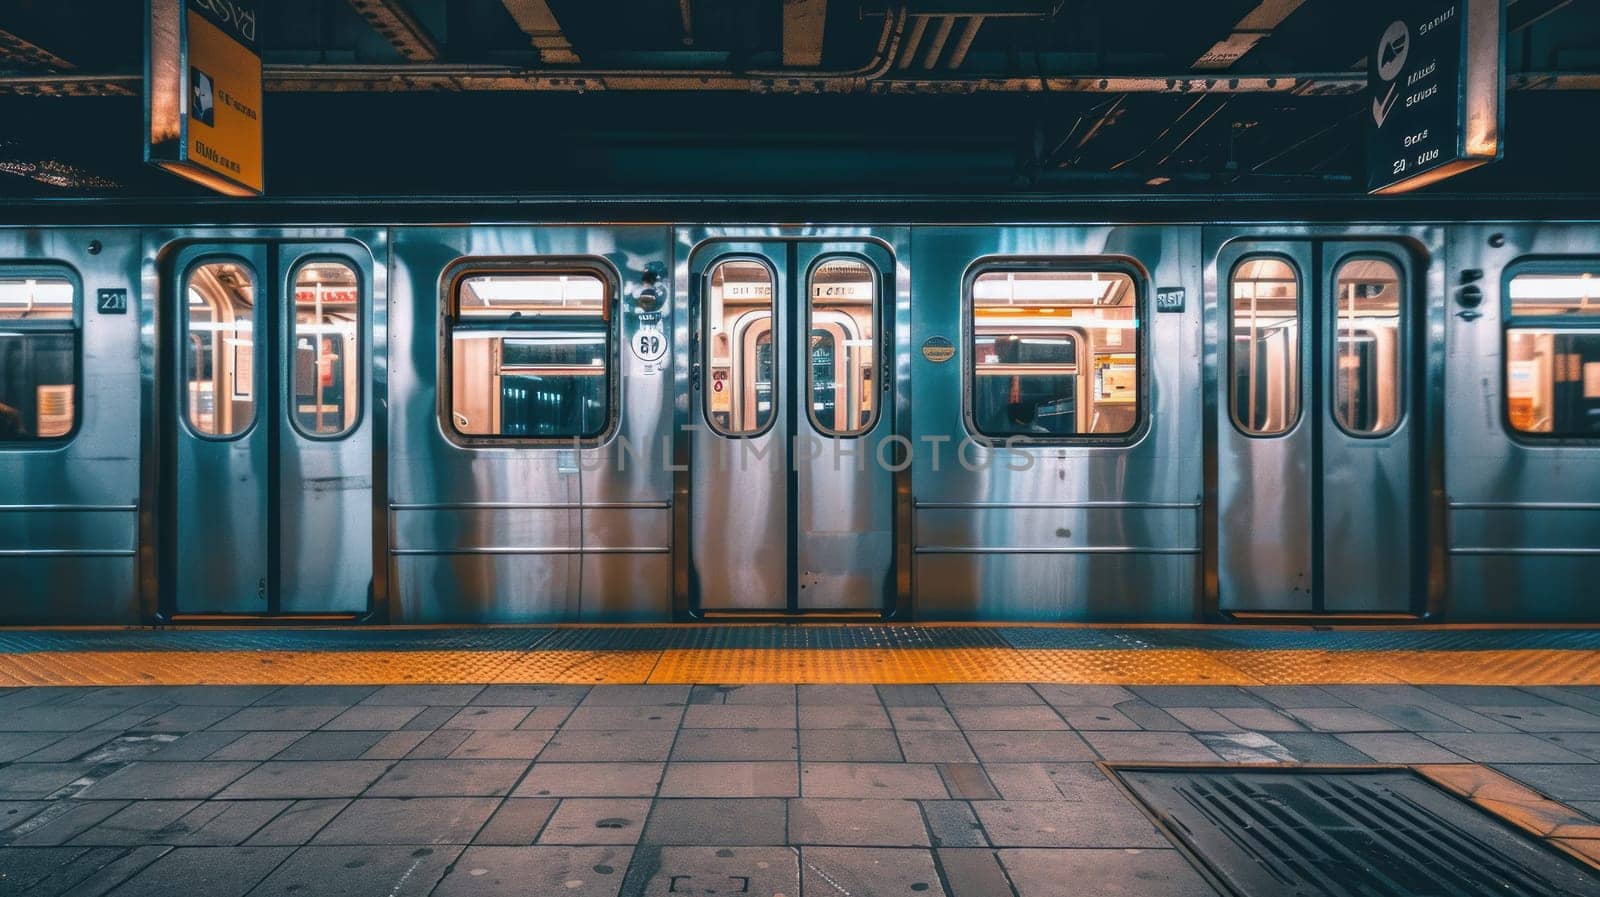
[[921, 335, 955, 363], [632, 326, 667, 363]]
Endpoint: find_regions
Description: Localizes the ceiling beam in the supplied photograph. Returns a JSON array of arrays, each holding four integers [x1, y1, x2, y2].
[[1192, 0, 1305, 70], [0, 25, 76, 71], [345, 0, 440, 63], [782, 0, 827, 68], [501, 0, 580, 65]]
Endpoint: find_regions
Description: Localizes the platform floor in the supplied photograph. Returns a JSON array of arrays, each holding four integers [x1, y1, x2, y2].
[[3, 627, 1600, 895]]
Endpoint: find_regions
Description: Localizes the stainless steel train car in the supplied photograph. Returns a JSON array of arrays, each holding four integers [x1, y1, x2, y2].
[[1, 203, 1596, 624]]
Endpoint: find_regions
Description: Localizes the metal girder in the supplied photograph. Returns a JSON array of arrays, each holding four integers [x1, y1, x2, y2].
[[346, 0, 439, 63], [5, 68, 1598, 97], [501, 0, 580, 66], [0, 25, 75, 71], [782, 0, 827, 68], [1192, 0, 1306, 70]]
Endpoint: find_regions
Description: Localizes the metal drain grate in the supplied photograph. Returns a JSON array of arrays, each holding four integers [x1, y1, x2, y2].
[[1115, 768, 1600, 897]]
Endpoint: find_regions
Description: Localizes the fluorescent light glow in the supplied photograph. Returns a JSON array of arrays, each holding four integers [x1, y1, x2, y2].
[[1510, 275, 1597, 301]]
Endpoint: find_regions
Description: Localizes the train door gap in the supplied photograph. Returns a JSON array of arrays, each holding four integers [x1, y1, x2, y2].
[[158, 240, 374, 621], [1216, 236, 1420, 618], [687, 238, 896, 617]]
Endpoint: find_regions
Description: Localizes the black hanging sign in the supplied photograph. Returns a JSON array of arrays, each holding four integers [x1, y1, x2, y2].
[[1367, 0, 1503, 195]]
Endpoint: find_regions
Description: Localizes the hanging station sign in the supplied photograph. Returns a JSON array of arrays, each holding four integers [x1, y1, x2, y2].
[[1367, 0, 1504, 194], [146, 0, 263, 196]]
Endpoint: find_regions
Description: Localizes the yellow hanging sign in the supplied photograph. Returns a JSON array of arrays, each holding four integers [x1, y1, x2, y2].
[[147, 0, 263, 196]]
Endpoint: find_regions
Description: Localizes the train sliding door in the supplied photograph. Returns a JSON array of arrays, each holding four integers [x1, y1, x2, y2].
[[1213, 238, 1421, 615], [688, 238, 895, 612], [161, 241, 373, 617]]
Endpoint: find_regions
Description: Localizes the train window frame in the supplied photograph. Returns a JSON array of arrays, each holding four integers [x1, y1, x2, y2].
[[1327, 252, 1407, 440], [961, 258, 1148, 446], [701, 253, 782, 440], [439, 258, 621, 448], [180, 254, 260, 442], [0, 263, 83, 447], [287, 256, 364, 442], [1227, 252, 1304, 439], [1501, 258, 1600, 442], [804, 252, 882, 439]]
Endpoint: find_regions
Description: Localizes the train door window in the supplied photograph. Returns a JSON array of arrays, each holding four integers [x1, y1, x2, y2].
[[969, 267, 1139, 438], [1332, 257, 1403, 436], [705, 258, 777, 436], [1505, 267, 1600, 436], [0, 272, 77, 442], [290, 261, 360, 438], [1229, 256, 1301, 436], [807, 256, 877, 436], [449, 269, 612, 440], [184, 260, 256, 438]]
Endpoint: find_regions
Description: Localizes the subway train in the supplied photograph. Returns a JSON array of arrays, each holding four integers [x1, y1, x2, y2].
[[1, 200, 1596, 625]]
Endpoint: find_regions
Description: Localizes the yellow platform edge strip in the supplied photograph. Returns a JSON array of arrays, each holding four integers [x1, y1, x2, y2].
[[1, 647, 1599, 687]]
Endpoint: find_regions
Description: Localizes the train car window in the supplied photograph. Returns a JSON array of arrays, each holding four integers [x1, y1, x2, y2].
[[449, 271, 611, 440], [0, 273, 77, 442], [1505, 268, 1600, 436], [970, 268, 1140, 438], [290, 261, 361, 439], [705, 259, 777, 436], [807, 256, 878, 437], [184, 260, 256, 438], [1332, 257, 1403, 436], [1229, 256, 1301, 436]]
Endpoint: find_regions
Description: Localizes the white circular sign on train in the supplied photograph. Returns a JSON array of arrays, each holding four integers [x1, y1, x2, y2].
[[632, 326, 667, 363], [1376, 20, 1408, 83]]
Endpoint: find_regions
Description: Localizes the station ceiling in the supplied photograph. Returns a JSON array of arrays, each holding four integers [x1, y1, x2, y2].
[[1, 0, 1597, 198]]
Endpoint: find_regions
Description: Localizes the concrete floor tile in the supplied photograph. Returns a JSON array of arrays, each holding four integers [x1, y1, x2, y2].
[[922, 802, 988, 848], [205, 732, 307, 761], [938, 685, 1044, 706], [407, 730, 473, 759], [515, 706, 575, 730], [253, 686, 378, 707], [1000, 847, 1219, 897], [72, 799, 290, 848], [1194, 732, 1296, 764], [1334, 733, 1467, 763], [33, 844, 170, 897], [5, 800, 127, 846], [1165, 708, 1236, 731], [471, 685, 591, 706], [800, 846, 946, 896], [789, 798, 930, 846], [562, 705, 685, 731], [689, 685, 797, 705], [1127, 687, 1265, 708], [659, 762, 799, 798], [442, 707, 534, 730], [432, 846, 631, 897], [248, 844, 462, 896], [889, 706, 959, 730], [1423, 733, 1590, 764], [799, 704, 891, 729], [360, 731, 430, 760], [800, 729, 903, 762], [360, 686, 485, 706], [1110, 701, 1191, 731], [0, 762, 98, 799], [579, 686, 690, 707], [798, 685, 881, 705], [1033, 685, 1137, 707], [0, 706, 123, 733], [680, 704, 794, 729], [801, 763, 949, 799], [272, 731, 387, 761], [312, 797, 501, 845], [937, 847, 1011, 896], [877, 685, 945, 707], [1057, 706, 1143, 730], [243, 799, 350, 846], [448, 730, 553, 760], [366, 759, 529, 797], [1423, 686, 1557, 707], [1286, 708, 1404, 732], [113, 706, 241, 733], [514, 763, 664, 798], [937, 763, 1001, 801], [0, 733, 66, 763], [81, 762, 257, 801], [322, 705, 425, 731], [897, 731, 979, 764], [538, 798, 651, 845], [965, 731, 1095, 763], [1267, 732, 1379, 763], [1474, 705, 1600, 733], [973, 800, 1169, 849], [1542, 732, 1600, 761], [210, 706, 344, 731], [540, 729, 676, 763], [473, 798, 559, 845], [671, 728, 798, 762], [16, 731, 119, 764], [139, 731, 243, 762], [1214, 707, 1304, 732], [1494, 763, 1600, 802], [402, 707, 465, 730], [620, 845, 798, 897], [1082, 731, 1221, 763], [98, 845, 293, 897], [642, 799, 788, 846], [951, 706, 1068, 731], [214, 761, 391, 800], [1245, 686, 1351, 709]]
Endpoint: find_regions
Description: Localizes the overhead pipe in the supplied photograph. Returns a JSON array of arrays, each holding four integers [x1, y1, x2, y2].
[[895, 16, 929, 69], [945, 16, 985, 70], [920, 16, 956, 69]]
